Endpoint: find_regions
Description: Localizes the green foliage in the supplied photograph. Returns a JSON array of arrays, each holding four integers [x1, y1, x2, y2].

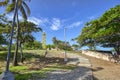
[[0, 35, 6, 45], [0, 46, 7, 51], [19, 21, 42, 44], [24, 41, 42, 50], [1, 0, 31, 20], [6, 3, 15, 13], [52, 37, 73, 51], [47, 44, 55, 50], [77, 5, 120, 54], [0, 0, 8, 7], [0, 14, 11, 45], [10, 66, 28, 72], [72, 44, 79, 50], [0, 50, 77, 80]]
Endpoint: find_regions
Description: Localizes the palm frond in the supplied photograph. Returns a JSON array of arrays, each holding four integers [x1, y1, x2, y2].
[[6, 3, 15, 13], [0, 0, 9, 7], [19, 5, 27, 20], [22, 1, 30, 16]]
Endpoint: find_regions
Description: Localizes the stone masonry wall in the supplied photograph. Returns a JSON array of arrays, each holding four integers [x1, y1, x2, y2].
[[81, 50, 113, 61]]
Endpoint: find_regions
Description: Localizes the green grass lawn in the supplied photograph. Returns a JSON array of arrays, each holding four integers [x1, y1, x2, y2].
[[0, 50, 77, 80]]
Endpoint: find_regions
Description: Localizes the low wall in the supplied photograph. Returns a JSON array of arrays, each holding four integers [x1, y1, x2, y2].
[[81, 50, 113, 61]]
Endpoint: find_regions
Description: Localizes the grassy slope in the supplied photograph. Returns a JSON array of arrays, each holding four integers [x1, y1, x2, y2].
[[0, 50, 76, 80]]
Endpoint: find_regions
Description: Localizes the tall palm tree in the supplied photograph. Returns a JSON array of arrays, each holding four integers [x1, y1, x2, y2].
[[0, 0, 31, 66], [5, 0, 31, 66], [0, 0, 18, 79]]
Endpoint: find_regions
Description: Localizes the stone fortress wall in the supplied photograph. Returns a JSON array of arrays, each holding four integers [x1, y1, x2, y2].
[[81, 50, 119, 63]]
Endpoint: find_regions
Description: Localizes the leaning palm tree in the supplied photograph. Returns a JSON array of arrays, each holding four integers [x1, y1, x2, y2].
[[4, 0, 31, 66], [0, 0, 31, 67], [0, 0, 18, 79]]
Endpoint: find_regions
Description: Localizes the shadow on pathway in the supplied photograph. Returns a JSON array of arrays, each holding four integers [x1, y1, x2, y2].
[[39, 52, 96, 80]]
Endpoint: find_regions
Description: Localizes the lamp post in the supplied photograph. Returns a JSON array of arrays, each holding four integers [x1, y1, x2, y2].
[[64, 27, 68, 62], [0, 0, 18, 80]]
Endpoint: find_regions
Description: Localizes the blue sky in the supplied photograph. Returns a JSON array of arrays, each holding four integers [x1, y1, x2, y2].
[[27, 0, 119, 45], [0, 0, 120, 50]]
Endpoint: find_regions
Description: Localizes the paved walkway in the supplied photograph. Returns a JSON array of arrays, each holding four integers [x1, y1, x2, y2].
[[40, 53, 93, 80]]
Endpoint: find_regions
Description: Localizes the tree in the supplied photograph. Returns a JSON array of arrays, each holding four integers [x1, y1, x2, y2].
[[77, 21, 98, 50], [24, 41, 42, 50], [52, 37, 72, 51], [18, 21, 42, 63], [77, 5, 120, 54], [47, 44, 54, 50], [52, 37, 59, 50], [0, 35, 6, 45], [0, 14, 9, 45], [72, 44, 79, 50], [0, 0, 18, 78]]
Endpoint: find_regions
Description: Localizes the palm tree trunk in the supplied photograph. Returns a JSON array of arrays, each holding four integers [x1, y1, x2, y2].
[[13, 8, 19, 66], [20, 41, 24, 63], [5, 0, 18, 71]]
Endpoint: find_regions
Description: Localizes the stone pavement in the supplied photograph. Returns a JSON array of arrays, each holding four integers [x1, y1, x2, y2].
[[40, 52, 93, 80]]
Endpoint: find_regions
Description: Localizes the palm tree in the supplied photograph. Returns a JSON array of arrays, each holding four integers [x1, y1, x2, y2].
[[0, 0, 18, 79], [0, 0, 31, 67], [4, 0, 31, 66]]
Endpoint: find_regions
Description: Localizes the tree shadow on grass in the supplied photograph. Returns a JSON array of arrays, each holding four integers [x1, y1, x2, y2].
[[0, 51, 14, 61], [0, 52, 101, 80], [0, 51, 43, 62]]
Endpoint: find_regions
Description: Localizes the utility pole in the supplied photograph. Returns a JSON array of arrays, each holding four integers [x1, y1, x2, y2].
[[64, 27, 68, 62], [0, 0, 19, 80]]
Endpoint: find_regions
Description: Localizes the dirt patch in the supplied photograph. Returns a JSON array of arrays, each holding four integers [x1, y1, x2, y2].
[[82, 54, 120, 80]]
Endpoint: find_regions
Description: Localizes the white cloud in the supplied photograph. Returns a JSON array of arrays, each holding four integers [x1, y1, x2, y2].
[[88, 16, 95, 20], [6, 14, 45, 25], [50, 18, 61, 31], [28, 17, 43, 25], [6, 14, 23, 20], [6, 14, 82, 31], [68, 21, 83, 29]]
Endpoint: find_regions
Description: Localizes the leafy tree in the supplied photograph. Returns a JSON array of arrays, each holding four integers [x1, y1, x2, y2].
[[72, 44, 79, 50], [0, 35, 6, 45], [0, 14, 8, 45], [77, 5, 120, 54], [24, 41, 42, 50], [47, 44, 55, 50], [18, 21, 42, 63], [52, 37, 59, 49], [52, 37, 73, 51]]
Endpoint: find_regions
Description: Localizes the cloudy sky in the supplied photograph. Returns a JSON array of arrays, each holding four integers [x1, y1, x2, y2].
[[0, 0, 120, 47]]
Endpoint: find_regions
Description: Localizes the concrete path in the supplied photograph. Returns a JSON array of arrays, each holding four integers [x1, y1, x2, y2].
[[40, 53, 93, 80]]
